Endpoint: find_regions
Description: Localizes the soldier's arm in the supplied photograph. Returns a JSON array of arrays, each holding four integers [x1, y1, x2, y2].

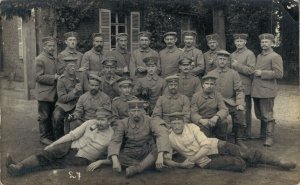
[[194, 77, 203, 94], [111, 99, 120, 121], [192, 50, 205, 76], [57, 79, 78, 103], [80, 53, 90, 70], [182, 95, 191, 122], [152, 96, 163, 119], [57, 53, 66, 75], [233, 71, 245, 106], [107, 120, 125, 158], [150, 118, 171, 153], [231, 52, 256, 76], [190, 94, 203, 124], [261, 55, 284, 80], [35, 59, 56, 85], [73, 95, 85, 118], [215, 92, 229, 120], [155, 51, 162, 75]]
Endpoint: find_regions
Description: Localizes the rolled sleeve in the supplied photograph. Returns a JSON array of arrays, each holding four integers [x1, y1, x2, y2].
[[69, 120, 90, 141]]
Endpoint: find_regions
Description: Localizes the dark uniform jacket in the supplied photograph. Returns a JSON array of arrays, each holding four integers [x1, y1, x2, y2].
[[57, 48, 83, 75], [159, 46, 183, 78], [81, 48, 105, 75], [112, 95, 138, 120], [178, 73, 202, 100], [110, 47, 131, 76], [203, 48, 221, 74], [99, 75, 121, 99], [182, 46, 205, 77]]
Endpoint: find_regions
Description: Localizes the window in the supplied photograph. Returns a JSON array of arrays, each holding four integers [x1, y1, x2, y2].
[[111, 13, 127, 49]]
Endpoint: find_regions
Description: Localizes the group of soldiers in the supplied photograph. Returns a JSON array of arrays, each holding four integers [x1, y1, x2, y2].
[[6, 30, 297, 178]]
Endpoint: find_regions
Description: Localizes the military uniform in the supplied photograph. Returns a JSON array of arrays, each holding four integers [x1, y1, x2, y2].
[[182, 46, 205, 77], [99, 75, 121, 99], [57, 48, 83, 75], [159, 46, 183, 78], [112, 95, 138, 120], [35, 39, 58, 142], [110, 47, 130, 76], [178, 73, 202, 100], [204, 34, 221, 74]]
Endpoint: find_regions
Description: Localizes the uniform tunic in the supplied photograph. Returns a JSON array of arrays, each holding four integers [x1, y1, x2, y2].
[[129, 47, 160, 78], [81, 48, 105, 75], [99, 75, 121, 99], [57, 48, 83, 75], [231, 47, 256, 95], [110, 47, 131, 76], [178, 73, 202, 100], [203, 49, 221, 74], [159, 46, 183, 78], [112, 95, 138, 120], [182, 46, 205, 77], [108, 116, 170, 166]]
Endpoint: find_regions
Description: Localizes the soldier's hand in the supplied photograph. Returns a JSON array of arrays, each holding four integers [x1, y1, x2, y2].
[[74, 83, 82, 92], [209, 116, 219, 127], [155, 152, 165, 170], [199, 119, 209, 127], [236, 105, 244, 111], [208, 58, 214, 65], [112, 160, 122, 173], [137, 66, 147, 72], [231, 59, 238, 66], [180, 159, 195, 169], [86, 160, 103, 171], [254, 70, 262, 76], [54, 74, 60, 80]]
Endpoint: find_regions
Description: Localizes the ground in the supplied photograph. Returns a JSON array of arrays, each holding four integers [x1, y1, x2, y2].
[[0, 79, 300, 185]]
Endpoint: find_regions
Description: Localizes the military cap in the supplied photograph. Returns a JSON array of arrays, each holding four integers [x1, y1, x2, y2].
[[166, 112, 186, 122], [89, 74, 101, 82], [92, 33, 104, 39], [116, 33, 128, 40], [42, 36, 56, 44], [183, 31, 197, 37], [202, 74, 218, 82], [259, 33, 275, 41], [117, 77, 134, 87], [216, 50, 231, 57], [165, 75, 180, 84], [96, 107, 112, 118], [178, 56, 193, 65], [102, 56, 117, 66], [206, 33, 220, 42], [128, 99, 145, 110], [233, 33, 248, 40], [64, 31, 79, 40], [138, 31, 152, 38], [163, 32, 177, 38], [143, 56, 158, 66]]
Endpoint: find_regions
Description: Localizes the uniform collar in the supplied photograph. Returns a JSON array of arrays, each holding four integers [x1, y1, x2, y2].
[[92, 47, 104, 55], [146, 74, 159, 81], [179, 73, 192, 79], [183, 46, 195, 52], [166, 46, 177, 53], [217, 67, 229, 73], [129, 116, 144, 129], [209, 47, 221, 55], [234, 47, 247, 54], [117, 46, 128, 54], [42, 51, 55, 60], [120, 94, 134, 101], [167, 92, 179, 99], [139, 47, 151, 53], [65, 47, 78, 54], [201, 92, 214, 99], [100, 75, 120, 85], [261, 48, 274, 56]]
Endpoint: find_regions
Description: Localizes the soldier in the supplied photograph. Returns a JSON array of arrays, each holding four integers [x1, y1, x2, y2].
[[112, 77, 138, 123], [133, 56, 165, 115], [52, 62, 83, 140], [152, 75, 190, 126], [159, 32, 183, 78], [35, 36, 59, 145], [6, 107, 114, 176], [129, 31, 160, 79], [81, 33, 105, 75], [66, 74, 111, 132], [191, 74, 229, 140], [251, 33, 284, 147], [99, 55, 121, 99], [207, 50, 247, 148], [164, 112, 296, 172], [57, 31, 83, 74], [110, 33, 130, 76], [177, 56, 202, 100], [204, 33, 221, 74], [231, 33, 256, 139], [182, 31, 205, 78], [108, 100, 170, 178]]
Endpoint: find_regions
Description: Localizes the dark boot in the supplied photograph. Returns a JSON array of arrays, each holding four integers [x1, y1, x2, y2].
[[126, 154, 156, 178], [6, 153, 16, 168], [259, 121, 267, 139], [235, 127, 248, 149], [264, 121, 275, 147], [7, 155, 40, 176]]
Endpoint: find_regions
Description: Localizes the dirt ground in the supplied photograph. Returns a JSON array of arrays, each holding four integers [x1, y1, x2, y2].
[[0, 82, 300, 185]]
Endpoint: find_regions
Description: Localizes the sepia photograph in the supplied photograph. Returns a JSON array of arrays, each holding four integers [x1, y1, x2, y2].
[[0, 0, 299, 184]]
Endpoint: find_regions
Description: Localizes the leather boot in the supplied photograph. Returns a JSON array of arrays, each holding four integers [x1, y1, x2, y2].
[[7, 155, 40, 176], [126, 154, 156, 178], [235, 127, 248, 149], [259, 121, 267, 139], [264, 121, 275, 147]]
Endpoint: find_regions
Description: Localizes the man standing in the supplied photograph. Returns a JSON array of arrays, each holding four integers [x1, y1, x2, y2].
[[152, 75, 190, 126], [35, 36, 59, 145], [66, 74, 111, 132], [182, 31, 205, 78], [99, 55, 121, 99], [207, 50, 246, 148], [231, 33, 256, 138], [108, 100, 170, 178], [129, 31, 160, 79], [191, 74, 229, 140], [159, 32, 183, 78], [177, 56, 202, 100], [204, 33, 221, 74], [134, 56, 165, 115], [251, 33, 283, 147], [81, 33, 105, 75], [110, 33, 130, 76]]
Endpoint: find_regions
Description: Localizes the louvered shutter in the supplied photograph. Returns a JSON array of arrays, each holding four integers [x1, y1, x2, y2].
[[130, 12, 140, 52], [17, 17, 23, 59], [99, 9, 111, 51]]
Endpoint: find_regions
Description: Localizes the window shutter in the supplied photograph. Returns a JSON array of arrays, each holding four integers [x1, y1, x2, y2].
[[99, 9, 111, 51], [17, 17, 23, 59], [130, 12, 140, 52]]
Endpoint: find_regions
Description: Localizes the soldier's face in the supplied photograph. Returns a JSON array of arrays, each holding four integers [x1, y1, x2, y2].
[[168, 82, 178, 94], [217, 56, 228, 68], [234, 39, 247, 50], [117, 37, 128, 50], [164, 35, 177, 48], [43, 41, 56, 56], [202, 80, 216, 93], [119, 84, 132, 96], [260, 39, 273, 50], [146, 64, 157, 75], [89, 80, 100, 95], [65, 36, 77, 49], [208, 40, 218, 50], [93, 36, 104, 51], [139, 36, 150, 49], [66, 64, 76, 75], [103, 65, 116, 76], [170, 120, 185, 135], [95, 117, 110, 131], [129, 109, 143, 122], [184, 36, 195, 47], [179, 62, 191, 74]]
